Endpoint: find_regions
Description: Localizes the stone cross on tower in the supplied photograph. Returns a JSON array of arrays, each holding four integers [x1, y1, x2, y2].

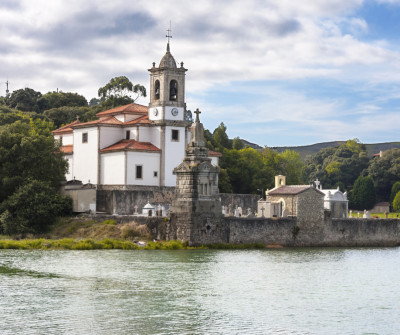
[[194, 108, 201, 123], [166, 22, 172, 44]]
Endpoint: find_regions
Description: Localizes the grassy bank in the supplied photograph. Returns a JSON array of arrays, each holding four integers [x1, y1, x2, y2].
[[0, 238, 191, 250]]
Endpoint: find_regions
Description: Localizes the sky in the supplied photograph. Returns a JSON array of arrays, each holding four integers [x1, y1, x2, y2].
[[1, 0, 400, 147]]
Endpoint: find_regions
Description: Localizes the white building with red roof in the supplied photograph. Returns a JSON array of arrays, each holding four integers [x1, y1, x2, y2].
[[53, 43, 221, 188]]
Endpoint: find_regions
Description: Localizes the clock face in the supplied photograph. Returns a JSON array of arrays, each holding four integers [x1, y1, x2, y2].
[[171, 108, 178, 116], [153, 108, 159, 116]]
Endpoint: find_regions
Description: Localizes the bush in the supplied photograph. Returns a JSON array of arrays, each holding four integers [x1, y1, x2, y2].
[[349, 176, 376, 210], [390, 182, 400, 206], [121, 222, 150, 240], [0, 180, 72, 235], [393, 191, 400, 213]]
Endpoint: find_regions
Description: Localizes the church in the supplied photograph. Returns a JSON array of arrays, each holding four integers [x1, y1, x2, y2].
[[53, 42, 221, 188]]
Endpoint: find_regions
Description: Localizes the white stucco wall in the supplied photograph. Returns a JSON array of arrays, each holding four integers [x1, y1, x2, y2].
[[114, 115, 125, 122], [164, 126, 186, 186], [100, 152, 125, 185], [99, 127, 123, 149], [55, 133, 73, 145], [210, 156, 219, 167], [73, 127, 99, 184], [164, 106, 184, 121], [138, 127, 152, 143], [150, 126, 161, 148], [124, 127, 138, 140], [126, 152, 160, 186]]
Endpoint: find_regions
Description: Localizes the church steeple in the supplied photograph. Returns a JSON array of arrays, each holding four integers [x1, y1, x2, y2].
[[148, 34, 187, 122]]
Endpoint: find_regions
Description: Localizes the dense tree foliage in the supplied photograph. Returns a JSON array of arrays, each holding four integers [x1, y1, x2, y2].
[[349, 176, 376, 210], [0, 119, 67, 203], [7, 88, 42, 112], [302, 139, 369, 191], [367, 149, 400, 201], [0, 180, 72, 235], [98, 76, 146, 108], [37, 91, 88, 111], [43, 106, 99, 128]]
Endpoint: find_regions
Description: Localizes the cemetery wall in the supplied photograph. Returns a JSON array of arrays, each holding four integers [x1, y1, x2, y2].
[[96, 189, 259, 215]]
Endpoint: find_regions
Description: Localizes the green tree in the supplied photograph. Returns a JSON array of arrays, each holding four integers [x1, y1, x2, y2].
[[0, 180, 72, 235], [98, 76, 146, 108], [218, 168, 233, 193], [303, 139, 369, 191], [393, 191, 400, 212], [43, 106, 99, 128], [368, 149, 400, 201], [349, 176, 376, 210], [7, 88, 42, 112], [0, 120, 67, 203], [390, 181, 400, 207], [213, 122, 231, 151], [232, 137, 244, 150], [279, 150, 303, 185], [37, 91, 88, 112]]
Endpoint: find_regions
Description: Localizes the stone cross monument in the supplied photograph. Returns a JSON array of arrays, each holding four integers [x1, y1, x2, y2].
[[168, 109, 226, 245]]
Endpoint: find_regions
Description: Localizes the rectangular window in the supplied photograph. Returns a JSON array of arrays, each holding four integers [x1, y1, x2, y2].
[[153, 171, 158, 177], [172, 129, 179, 141], [126, 130, 130, 140], [82, 133, 88, 143], [136, 165, 143, 179]]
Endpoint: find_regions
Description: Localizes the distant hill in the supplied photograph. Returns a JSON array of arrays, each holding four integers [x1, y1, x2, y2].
[[239, 140, 400, 160]]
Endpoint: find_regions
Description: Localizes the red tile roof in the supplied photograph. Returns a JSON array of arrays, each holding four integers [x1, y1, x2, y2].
[[60, 145, 73, 154], [73, 116, 123, 127], [100, 139, 161, 153], [96, 103, 148, 117], [124, 115, 152, 125], [268, 185, 324, 196], [209, 150, 222, 157], [52, 120, 81, 135]]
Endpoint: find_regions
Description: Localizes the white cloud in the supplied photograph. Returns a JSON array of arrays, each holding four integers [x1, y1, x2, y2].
[[1, 0, 400, 145]]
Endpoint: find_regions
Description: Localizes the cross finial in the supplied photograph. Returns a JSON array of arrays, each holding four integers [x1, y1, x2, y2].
[[194, 108, 201, 123], [166, 21, 172, 44]]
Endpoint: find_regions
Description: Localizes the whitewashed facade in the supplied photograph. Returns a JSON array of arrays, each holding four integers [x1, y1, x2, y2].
[[53, 43, 221, 187]]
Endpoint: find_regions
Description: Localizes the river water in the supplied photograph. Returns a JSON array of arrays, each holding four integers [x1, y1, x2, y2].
[[1, 248, 399, 335]]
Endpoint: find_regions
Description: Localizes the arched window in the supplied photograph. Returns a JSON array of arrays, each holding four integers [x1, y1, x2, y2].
[[155, 80, 160, 100], [170, 80, 178, 101]]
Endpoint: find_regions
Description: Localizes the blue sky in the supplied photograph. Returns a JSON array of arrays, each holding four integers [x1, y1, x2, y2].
[[1, 0, 400, 146]]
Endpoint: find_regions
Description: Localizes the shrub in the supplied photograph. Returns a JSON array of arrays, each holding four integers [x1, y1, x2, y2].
[[0, 180, 72, 235], [393, 191, 400, 213], [121, 222, 150, 240], [390, 182, 400, 206]]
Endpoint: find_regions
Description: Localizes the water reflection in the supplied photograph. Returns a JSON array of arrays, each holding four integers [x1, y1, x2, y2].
[[0, 248, 399, 334]]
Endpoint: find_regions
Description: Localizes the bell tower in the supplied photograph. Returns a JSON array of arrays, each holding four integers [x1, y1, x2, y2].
[[148, 32, 187, 122]]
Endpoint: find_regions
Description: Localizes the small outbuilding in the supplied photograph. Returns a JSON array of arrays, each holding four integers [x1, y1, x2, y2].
[[265, 175, 325, 225]]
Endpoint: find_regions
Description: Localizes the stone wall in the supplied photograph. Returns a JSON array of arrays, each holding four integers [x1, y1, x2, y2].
[[297, 190, 324, 226], [225, 216, 400, 247], [87, 213, 400, 247], [96, 186, 175, 214], [96, 188, 259, 215], [323, 218, 400, 247], [219, 193, 259, 215]]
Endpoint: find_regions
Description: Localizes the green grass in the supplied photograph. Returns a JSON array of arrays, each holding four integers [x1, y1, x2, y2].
[[349, 212, 400, 218], [0, 238, 272, 250]]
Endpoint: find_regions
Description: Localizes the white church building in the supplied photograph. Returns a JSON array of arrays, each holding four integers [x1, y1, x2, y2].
[[53, 43, 220, 188]]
